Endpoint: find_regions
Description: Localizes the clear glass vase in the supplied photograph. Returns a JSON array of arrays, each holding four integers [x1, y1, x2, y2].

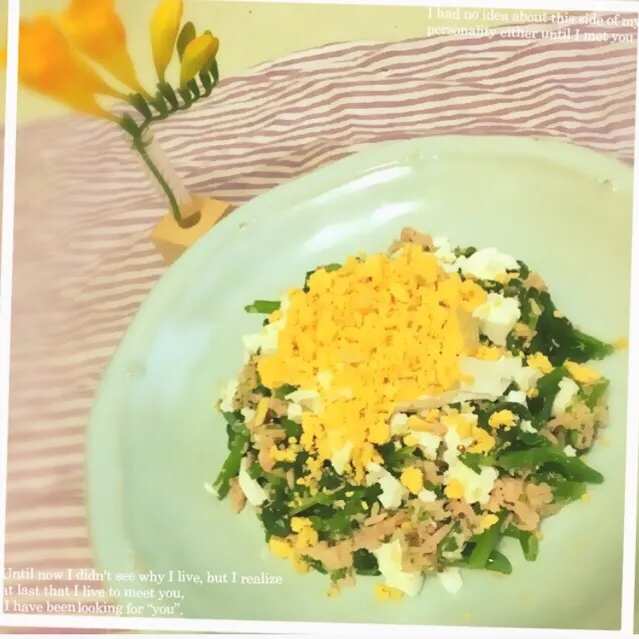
[[137, 129, 200, 228]]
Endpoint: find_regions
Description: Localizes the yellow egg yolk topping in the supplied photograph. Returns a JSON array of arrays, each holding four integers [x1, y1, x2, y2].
[[256, 244, 487, 484]]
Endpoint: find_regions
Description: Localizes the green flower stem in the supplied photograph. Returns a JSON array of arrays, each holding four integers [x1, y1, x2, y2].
[[131, 132, 185, 228], [118, 61, 221, 230]]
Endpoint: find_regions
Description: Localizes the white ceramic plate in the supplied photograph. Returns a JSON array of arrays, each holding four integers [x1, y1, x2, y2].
[[88, 135, 632, 630]]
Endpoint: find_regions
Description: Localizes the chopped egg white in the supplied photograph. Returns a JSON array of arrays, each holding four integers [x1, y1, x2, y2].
[[242, 333, 263, 357], [563, 445, 577, 457], [438, 567, 464, 594], [373, 539, 424, 597], [472, 293, 521, 346], [442, 427, 473, 466], [219, 378, 239, 413], [411, 431, 442, 460], [433, 236, 458, 271], [552, 377, 580, 415], [459, 356, 524, 399], [258, 319, 286, 355], [446, 462, 499, 505], [390, 412, 409, 435], [285, 389, 324, 413], [441, 419, 498, 504], [418, 488, 438, 503], [287, 402, 303, 422], [454, 247, 519, 281], [365, 463, 408, 510], [238, 458, 267, 506], [241, 293, 291, 359], [520, 419, 536, 434], [513, 365, 542, 392], [240, 407, 256, 422], [506, 390, 527, 405], [331, 441, 353, 475]]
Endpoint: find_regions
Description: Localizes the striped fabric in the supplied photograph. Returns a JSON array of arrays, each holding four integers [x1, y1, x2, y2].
[[2, 12, 637, 633]]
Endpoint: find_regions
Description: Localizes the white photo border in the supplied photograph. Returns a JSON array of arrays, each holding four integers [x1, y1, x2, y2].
[[1, 0, 639, 635]]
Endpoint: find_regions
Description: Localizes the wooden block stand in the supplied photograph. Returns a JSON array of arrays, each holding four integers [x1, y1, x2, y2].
[[150, 195, 234, 265]]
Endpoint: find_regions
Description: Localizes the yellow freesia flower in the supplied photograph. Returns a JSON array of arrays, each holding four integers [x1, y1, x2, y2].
[[59, 0, 149, 98], [150, 0, 183, 83], [179, 32, 219, 87], [7, 16, 124, 120]]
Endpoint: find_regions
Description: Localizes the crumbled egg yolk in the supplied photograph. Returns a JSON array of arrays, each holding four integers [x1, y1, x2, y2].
[[527, 352, 553, 375], [290, 517, 319, 550], [291, 517, 313, 533], [565, 361, 601, 385], [467, 427, 496, 454], [527, 387, 539, 398], [269, 445, 300, 463], [389, 587, 404, 602], [403, 434, 419, 447], [373, 583, 403, 602], [256, 245, 487, 485], [327, 583, 340, 598], [488, 409, 516, 430], [474, 345, 503, 361], [442, 412, 496, 454], [268, 537, 294, 559], [445, 478, 465, 499], [400, 467, 424, 494], [614, 337, 628, 350], [442, 413, 474, 439], [374, 583, 391, 602], [291, 554, 311, 574], [254, 398, 270, 427], [480, 513, 499, 529]]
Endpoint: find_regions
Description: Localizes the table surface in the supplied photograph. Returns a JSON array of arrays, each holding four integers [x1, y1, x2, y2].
[[1, 0, 550, 123]]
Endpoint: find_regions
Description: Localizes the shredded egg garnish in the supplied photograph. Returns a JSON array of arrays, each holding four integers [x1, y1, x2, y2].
[[256, 244, 487, 484]]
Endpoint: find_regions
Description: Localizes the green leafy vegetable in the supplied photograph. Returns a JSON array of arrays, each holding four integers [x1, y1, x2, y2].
[[303, 263, 342, 291], [529, 291, 613, 365], [449, 550, 513, 575], [260, 498, 293, 540], [504, 525, 539, 561], [244, 299, 281, 314], [528, 366, 567, 428], [550, 480, 587, 504], [467, 519, 503, 569], [584, 378, 609, 410], [330, 568, 348, 582], [459, 452, 496, 473], [497, 446, 603, 484], [302, 556, 328, 574], [484, 550, 513, 574], [352, 549, 381, 576], [274, 384, 297, 399], [212, 428, 249, 500], [377, 443, 421, 473], [277, 417, 302, 439]]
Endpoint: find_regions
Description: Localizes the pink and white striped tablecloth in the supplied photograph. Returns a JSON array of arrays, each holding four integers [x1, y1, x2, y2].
[[2, 12, 637, 633]]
